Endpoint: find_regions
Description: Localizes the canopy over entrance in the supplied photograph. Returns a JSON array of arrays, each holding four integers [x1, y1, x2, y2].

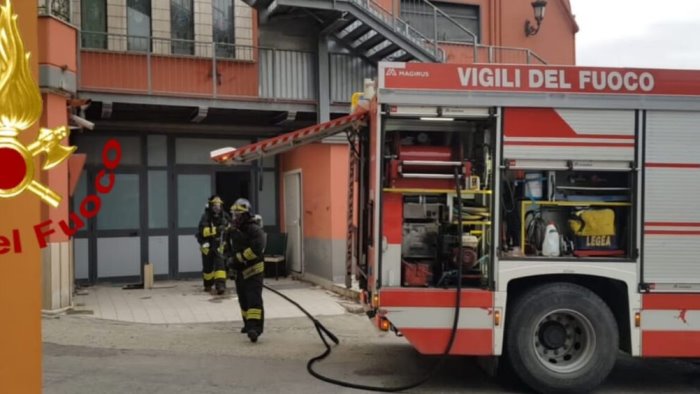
[[211, 110, 368, 164]]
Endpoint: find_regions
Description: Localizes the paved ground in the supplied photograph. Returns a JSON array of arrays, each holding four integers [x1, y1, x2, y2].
[[44, 279, 700, 394], [71, 278, 348, 324]]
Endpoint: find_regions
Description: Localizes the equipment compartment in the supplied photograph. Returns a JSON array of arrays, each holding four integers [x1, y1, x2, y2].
[[381, 114, 497, 288], [500, 169, 635, 260]]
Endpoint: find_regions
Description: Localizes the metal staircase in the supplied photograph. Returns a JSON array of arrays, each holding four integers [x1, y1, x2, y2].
[[243, 0, 478, 63]]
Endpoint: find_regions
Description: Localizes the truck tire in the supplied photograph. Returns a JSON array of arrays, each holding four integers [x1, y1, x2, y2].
[[504, 282, 618, 393]]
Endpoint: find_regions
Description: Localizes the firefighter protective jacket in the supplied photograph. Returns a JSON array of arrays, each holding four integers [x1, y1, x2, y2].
[[196, 210, 231, 251], [228, 218, 267, 279]]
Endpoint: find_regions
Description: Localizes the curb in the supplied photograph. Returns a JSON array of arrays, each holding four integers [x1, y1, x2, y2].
[[290, 272, 361, 301]]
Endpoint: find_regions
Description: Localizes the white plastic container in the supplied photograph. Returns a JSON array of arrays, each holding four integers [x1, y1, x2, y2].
[[462, 234, 479, 249], [542, 223, 561, 257], [524, 172, 543, 200]]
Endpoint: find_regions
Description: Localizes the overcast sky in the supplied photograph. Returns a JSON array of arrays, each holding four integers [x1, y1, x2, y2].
[[571, 0, 700, 69]]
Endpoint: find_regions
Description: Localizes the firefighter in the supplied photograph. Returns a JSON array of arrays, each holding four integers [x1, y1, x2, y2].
[[195, 195, 230, 295], [227, 198, 266, 342]]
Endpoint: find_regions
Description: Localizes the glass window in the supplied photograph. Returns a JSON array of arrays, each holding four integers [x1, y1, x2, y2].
[[175, 138, 250, 165], [81, 0, 107, 49], [97, 174, 140, 230], [213, 0, 235, 58], [73, 135, 142, 166], [148, 171, 168, 229], [177, 174, 211, 228], [149, 236, 169, 275], [259, 170, 277, 226], [128, 0, 151, 52], [178, 235, 201, 272], [147, 135, 167, 166], [400, 1, 479, 43], [74, 238, 89, 280], [171, 0, 194, 55]]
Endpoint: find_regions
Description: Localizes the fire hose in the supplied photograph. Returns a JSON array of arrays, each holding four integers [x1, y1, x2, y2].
[[261, 168, 466, 392]]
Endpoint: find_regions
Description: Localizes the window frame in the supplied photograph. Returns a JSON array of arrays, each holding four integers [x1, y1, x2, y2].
[[212, 0, 236, 59], [81, 0, 108, 49], [170, 0, 195, 55], [127, 0, 152, 52]]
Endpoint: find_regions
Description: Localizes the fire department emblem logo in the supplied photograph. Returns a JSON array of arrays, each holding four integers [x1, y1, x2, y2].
[[0, 0, 76, 208]]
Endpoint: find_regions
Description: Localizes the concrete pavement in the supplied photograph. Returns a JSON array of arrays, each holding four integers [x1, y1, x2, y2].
[[43, 278, 700, 393], [69, 278, 351, 324]]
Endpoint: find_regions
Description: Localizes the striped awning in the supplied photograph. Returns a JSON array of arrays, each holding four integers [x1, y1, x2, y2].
[[210, 110, 368, 164]]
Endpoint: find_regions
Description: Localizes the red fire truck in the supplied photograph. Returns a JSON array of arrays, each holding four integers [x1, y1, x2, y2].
[[213, 62, 700, 393]]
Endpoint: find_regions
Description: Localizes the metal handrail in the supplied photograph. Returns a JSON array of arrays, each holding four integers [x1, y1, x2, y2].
[[344, 0, 444, 60], [527, 50, 548, 65], [349, 0, 480, 61], [438, 41, 548, 64], [77, 30, 546, 106], [78, 31, 318, 101], [79, 31, 295, 55]]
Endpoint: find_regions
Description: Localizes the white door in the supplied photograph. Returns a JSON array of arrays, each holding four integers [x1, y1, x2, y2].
[[284, 171, 303, 273]]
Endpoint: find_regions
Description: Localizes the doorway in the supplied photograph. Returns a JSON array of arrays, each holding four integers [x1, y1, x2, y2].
[[216, 171, 251, 212]]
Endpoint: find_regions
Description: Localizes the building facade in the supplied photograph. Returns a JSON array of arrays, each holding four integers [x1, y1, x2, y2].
[[35, 0, 577, 305]]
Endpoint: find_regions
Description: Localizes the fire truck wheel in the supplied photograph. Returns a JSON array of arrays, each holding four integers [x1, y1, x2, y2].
[[504, 282, 618, 394]]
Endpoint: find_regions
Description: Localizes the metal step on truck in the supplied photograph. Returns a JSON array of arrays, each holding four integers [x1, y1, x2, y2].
[[212, 62, 700, 393]]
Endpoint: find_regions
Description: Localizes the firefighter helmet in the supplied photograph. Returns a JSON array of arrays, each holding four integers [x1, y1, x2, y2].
[[231, 198, 252, 225], [208, 195, 223, 215], [209, 195, 224, 205], [231, 198, 251, 214]]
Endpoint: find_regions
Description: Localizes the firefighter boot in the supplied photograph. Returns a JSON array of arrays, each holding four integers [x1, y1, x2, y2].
[[247, 329, 259, 343], [215, 281, 226, 295]]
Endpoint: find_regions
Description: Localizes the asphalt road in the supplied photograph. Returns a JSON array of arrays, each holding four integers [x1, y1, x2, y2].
[[43, 312, 700, 394]]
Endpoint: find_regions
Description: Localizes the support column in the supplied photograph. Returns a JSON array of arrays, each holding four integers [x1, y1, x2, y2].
[[317, 35, 330, 123], [40, 94, 73, 313], [107, 0, 127, 51], [194, 0, 213, 57], [37, 16, 80, 313]]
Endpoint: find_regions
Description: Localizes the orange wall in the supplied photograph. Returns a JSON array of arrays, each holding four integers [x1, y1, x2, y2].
[[497, 0, 576, 65], [39, 94, 71, 243], [329, 145, 350, 239], [80, 52, 149, 92], [38, 17, 77, 71], [279, 143, 350, 241], [442, 44, 490, 64], [0, 1, 42, 392], [37, 17, 77, 243], [80, 52, 259, 97], [279, 144, 332, 239], [376, 0, 393, 13]]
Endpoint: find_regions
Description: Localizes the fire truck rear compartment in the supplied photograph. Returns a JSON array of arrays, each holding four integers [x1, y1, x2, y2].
[[382, 115, 496, 288]]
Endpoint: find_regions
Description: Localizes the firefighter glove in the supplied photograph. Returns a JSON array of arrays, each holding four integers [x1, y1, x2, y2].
[[217, 244, 225, 255], [231, 253, 246, 269], [200, 242, 210, 256]]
